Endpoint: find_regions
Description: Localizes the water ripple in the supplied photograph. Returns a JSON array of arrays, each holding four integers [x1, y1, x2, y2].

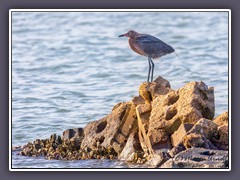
[[12, 11, 228, 168]]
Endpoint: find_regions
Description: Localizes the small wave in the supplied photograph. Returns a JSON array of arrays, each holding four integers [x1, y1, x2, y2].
[[61, 91, 86, 97], [55, 108, 71, 113]]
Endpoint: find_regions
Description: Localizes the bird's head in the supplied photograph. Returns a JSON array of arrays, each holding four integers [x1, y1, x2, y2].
[[118, 30, 139, 38]]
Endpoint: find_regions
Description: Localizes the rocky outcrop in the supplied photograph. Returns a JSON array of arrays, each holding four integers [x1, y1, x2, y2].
[[171, 123, 193, 147], [62, 128, 84, 141], [160, 147, 228, 168], [214, 112, 228, 126], [80, 102, 132, 153], [147, 80, 215, 152], [16, 76, 228, 168], [118, 131, 143, 162], [212, 112, 229, 150]]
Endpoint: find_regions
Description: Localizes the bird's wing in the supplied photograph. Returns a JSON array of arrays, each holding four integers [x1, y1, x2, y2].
[[135, 35, 175, 55]]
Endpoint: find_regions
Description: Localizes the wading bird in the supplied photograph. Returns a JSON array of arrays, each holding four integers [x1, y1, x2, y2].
[[119, 30, 175, 82]]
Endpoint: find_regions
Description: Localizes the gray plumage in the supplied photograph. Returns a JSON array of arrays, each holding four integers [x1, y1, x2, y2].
[[134, 35, 175, 58]]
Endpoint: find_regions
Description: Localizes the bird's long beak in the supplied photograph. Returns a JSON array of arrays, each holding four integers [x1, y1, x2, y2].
[[118, 33, 126, 37]]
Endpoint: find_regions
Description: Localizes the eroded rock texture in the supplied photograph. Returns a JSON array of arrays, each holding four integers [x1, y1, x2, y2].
[[160, 147, 228, 168], [81, 102, 137, 154], [147, 80, 215, 151], [16, 76, 228, 168]]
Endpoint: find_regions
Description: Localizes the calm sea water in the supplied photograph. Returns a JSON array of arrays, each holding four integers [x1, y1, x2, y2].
[[11, 11, 229, 168]]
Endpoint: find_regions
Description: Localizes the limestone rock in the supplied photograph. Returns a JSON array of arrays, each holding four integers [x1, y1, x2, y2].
[[211, 112, 228, 150], [81, 102, 127, 151], [177, 81, 215, 122], [135, 103, 151, 125], [214, 111, 228, 126], [138, 76, 172, 103], [160, 147, 228, 168], [62, 128, 84, 141], [136, 104, 154, 155], [145, 151, 169, 168], [169, 142, 186, 157], [147, 76, 172, 99], [139, 82, 152, 104], [170, 119, 218, 154], [147, 81, 214, 151], [17, 76, 227, 169], [212, 125, 228, 150], [81, 102, 138, 154], [150, 82, 214, 131], [182, 133, 216, 149], [148, 129, 172, 150], [154, 76, 171, 89], [187, 118, 218, 139], [118, 131, 141, 161], [131, 96, 145, 107], [171, 123, 193, 147]]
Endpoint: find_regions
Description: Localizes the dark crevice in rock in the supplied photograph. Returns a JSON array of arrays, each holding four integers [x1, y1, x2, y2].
[[191, 157, 205, 162], [200, 151, 215, 156], [96, 121, 107, 133], [167, 95, 179, 106], [165, 108, 177, 121], [98, 136, 105, 144]]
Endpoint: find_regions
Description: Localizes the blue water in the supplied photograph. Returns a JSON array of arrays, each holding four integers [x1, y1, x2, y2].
[[11, 11, 229, 168]]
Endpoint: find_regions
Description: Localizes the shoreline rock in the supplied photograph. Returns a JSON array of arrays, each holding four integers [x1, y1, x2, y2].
[[15, 76, 229, 168], [160, 147, 228, 168]]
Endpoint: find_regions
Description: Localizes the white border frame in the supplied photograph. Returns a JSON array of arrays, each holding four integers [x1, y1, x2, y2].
[[9, 9, 231, 171]]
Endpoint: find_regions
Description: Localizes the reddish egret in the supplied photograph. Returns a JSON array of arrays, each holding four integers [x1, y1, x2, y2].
[[119, 30, 175, 82]]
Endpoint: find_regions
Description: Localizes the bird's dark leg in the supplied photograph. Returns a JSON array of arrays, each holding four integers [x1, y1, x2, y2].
[[150, 58, 154, 82], [147, 57, 152, 82]]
